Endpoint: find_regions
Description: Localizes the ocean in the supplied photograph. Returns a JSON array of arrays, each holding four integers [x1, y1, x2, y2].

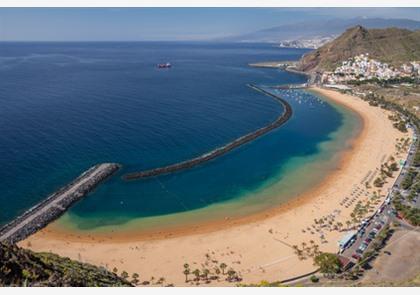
[[0, 42, 361, 233]]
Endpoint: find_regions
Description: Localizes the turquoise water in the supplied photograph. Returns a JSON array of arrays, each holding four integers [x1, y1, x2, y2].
[[0, 42, 360, 232]]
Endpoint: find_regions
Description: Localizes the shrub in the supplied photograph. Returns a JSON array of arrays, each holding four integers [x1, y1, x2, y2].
[[310, 275, 319, 283]]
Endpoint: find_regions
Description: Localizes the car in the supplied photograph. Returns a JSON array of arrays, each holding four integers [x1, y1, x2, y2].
[[364, 238, 372, 244], [356, 248, 363, 254], [368, 231, 376, 238], [352, 254, 361, 260], [375, 224, 382, 230], [358, 243, 368, 252]]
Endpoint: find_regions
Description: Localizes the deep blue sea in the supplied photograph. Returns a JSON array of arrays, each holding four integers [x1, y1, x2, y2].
[[0, 42, 360, 232]]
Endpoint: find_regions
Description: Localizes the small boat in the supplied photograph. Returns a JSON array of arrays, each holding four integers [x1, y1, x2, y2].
[[157, 62, 171, 68]]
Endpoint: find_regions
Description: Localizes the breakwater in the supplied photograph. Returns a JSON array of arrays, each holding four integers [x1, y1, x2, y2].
[[0, 163, 121, 244], [123, 84, 293, 180]]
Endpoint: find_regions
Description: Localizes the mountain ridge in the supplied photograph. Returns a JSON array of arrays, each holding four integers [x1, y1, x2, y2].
[[297, 25, 420, 72], [222, 17, 420, 44]]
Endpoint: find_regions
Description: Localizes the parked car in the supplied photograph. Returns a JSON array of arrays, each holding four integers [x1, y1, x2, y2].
[[364, 238, 372, 244], [360, 243, 367, 249], [368, 231, 376, 238], [358, 243, 368, 252]]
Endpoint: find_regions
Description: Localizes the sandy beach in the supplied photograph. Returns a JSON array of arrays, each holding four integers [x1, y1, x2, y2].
[[20, 87, 412, 286]]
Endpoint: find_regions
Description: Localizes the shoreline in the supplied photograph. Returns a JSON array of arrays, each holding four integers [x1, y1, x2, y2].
[[21, 87, 410, 285]]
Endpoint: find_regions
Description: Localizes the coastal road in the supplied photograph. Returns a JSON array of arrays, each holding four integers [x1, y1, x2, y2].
[[0, 163, 118, 243]]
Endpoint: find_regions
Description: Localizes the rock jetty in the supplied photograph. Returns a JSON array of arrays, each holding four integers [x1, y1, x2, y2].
[[123, 84, 293, 180], [0, 163, 121, 244]]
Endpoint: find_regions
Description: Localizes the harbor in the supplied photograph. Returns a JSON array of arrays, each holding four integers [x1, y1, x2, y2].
[[0, 163, 121, 244]]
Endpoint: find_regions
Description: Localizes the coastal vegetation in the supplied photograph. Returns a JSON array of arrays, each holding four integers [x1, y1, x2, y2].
[[0, 242, 132, 287], [313, 252, 342, 278], [348, 76, 418, 86], [292, 240, 321, 260], [393, 194, 420, 226], [182, 254, 242, 285]]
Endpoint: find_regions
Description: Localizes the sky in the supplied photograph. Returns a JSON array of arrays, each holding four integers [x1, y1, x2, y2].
[[0, 7, 419, 41]]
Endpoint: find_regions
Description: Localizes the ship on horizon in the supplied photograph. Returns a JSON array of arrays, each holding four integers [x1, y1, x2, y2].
[[157, 62, 172, 68]]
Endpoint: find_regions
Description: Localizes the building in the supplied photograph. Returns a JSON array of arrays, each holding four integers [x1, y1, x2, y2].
[[338, 231, 357, 249]]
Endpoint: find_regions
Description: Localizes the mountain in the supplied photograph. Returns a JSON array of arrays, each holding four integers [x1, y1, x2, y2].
[[297, 26, 420, 72], [0, 242, 133, 287], [225, 18, 420, 44]]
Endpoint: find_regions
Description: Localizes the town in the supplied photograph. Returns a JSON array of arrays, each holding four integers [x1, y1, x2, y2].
[[321, 54, 420, 85]]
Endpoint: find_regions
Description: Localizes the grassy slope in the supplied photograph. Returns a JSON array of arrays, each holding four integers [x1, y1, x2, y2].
[[0, 242, 132, 287]]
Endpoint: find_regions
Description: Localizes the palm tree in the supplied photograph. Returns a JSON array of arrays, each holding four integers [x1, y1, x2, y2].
[[219, 263, 227, 275], [183, 268, 190, 282], [131, 273, 139, 285], [112, 267, 118, 274], [192, 269, 201, 281], [202, 268, 210, 281], [227, 268, 236, 282], [345, 220, 351, 229], [184, 263, 189, 269], [120, 270, 129, 280]]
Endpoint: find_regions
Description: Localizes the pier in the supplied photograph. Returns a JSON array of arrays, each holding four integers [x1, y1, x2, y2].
[[0, 163, 121, 244], [123, 84, 293, 180]]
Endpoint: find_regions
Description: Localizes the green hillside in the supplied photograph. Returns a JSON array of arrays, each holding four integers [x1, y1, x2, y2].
[[0, 242, 133, 287]]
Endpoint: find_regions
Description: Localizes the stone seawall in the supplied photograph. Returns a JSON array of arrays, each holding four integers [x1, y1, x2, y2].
[[0, 163, 121, 244], [123, 84, 293, 180]]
